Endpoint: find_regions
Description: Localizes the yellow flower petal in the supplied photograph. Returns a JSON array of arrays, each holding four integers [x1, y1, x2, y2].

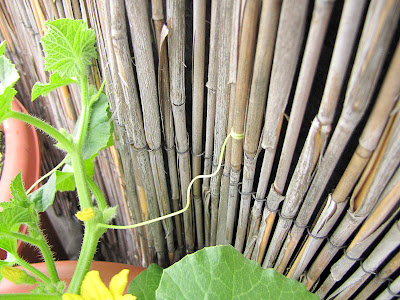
[[80, 270, 113, 300], [75, 208, 95, 221], [109, 269, 129, 299], [120, 294, 137, 300], [62, 294, 84, 300]]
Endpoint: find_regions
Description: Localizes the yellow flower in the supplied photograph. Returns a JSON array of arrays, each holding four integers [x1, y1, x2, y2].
[[63, 269, 136, 300], [75, 208, 95, 221]]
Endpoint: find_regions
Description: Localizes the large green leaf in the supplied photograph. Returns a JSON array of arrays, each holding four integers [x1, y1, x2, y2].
[[0, 41, 6, 55], [155, 245, 319, 300], [128, 264, 163, 300], [31, 72, 76, 101], [41, 18, 96, 79]]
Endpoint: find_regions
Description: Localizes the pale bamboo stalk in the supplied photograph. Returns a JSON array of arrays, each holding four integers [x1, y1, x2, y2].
[[98, 0, 150, 264], [327, 220, 400, 299], [208, 0, 233, 246], [255, 0, 335, 264], [375, 274, 400, 300], [289, 38, 400, 281], [61, 0, 74, 19], [354, 251, 400, 300], [253, 0, 365, 267], [158, 26, 184, 257], [54, 0, 65, 18], [216, 0, 241, 245], [110, 0, 168, 266], [202, 0, 220, 246], [227, 0, 258, 250], [151, 0, 164, 49], [307, 118, 400, 287], [191, 0, 206, 249], [245, 0, 309, 262], [272, 0, 400, 272], [125, 0, 175, 263], [71, 0, 81, 19], [167, 0, 194, 252], [315, 206, 400, 298]]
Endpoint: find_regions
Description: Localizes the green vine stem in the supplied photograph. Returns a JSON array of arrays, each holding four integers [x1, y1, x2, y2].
[[13, 256, 51, 284], [7, 112, 73, 153], [87, 178, 107, 211], [0, 294, 62, 300], [66, 221, 105, 294], [0, 232, 58, 283]]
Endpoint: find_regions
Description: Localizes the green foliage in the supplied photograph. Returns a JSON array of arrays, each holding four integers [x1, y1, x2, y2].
[[41, 18, 96, 79], [128, 264, 163, 299], [128, 246, 319, 300], [0, 41, 6, 55], [0, 48, 19, 123], [31, 73, 76, 101]]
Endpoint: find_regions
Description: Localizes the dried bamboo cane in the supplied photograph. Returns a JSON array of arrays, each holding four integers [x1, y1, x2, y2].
[[158, 26, 184, 258], [252, 0, 364, 267], [244, 0, 309, 262], [254, 0, 334, 265], [305, 107, 400, 289], [202, 0, 220, 247], [125, 0, 175, 263], [191, 0, 206, 249], [327, 220, 400, 299], [375, 274, 400, 300], [151, 0, 164, 49], [110, 0, 167, 266], [289, 37, 400, 281], [227, 0, 259, 250], [167, 0, 194, 252], [98, 0, 151, 264], [209, 0, 233, 246], [215, 0, 240, 246], [354, 251, 400, 300], [272, 0, 400, 272]]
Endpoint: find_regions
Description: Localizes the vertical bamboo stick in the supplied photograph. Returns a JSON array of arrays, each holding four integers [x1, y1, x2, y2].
[[110, 0, 168, 266], [191, 0, 206, 250], [272, 0, 400, 272], [151, 0, 164, 49], [216, 0, 241, 246], [125, 0, 175, 263], [167, 0, 194, 252], [245, 0, 310, 261], [202, 0, 220, 246], [227, 0, 259, 250], [158, 26, 184, 258], [208, 0, 233, 246]]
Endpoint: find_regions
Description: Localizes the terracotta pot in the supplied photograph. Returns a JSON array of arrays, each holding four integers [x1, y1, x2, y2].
[[0, 261, 146, 294], [0, 99, 41, 261]]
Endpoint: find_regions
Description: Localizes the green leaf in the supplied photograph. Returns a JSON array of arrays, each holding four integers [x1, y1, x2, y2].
[[41, 18, 96, 78], [9, 173, 30, 208], [54, 170, 75, 192], [155, 245, 319, 300], [28, 173, 57, 212], [81, 91, 113, 160], [0, 53, 19, 123], [32, 72, 76, 101], [101, 206, 118, 223], [0, 41, 6, 56], [128, 264, 163, 300]]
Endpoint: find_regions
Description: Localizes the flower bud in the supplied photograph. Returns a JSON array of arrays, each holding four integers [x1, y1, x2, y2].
[[0, 266, 37, 284], [76, 208, 95, 221]]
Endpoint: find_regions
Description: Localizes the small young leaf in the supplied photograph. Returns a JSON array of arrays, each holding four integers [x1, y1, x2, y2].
[[0, 54, 19, 123], [81, 91, 113, 160], [9, 173, 30, 208], [0, 41, 6, 56], [101, 206, 118, 224], [32, 72, 76, 101], [28, 173, 57, 212], [156, 245, 319, 300], [41, 18, 97, 78], [128, 263, 163, 300]]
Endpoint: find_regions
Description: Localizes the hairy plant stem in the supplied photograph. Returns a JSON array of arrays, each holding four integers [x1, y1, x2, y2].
[[14, 255, 51, 284], [66, 221, 105, 294]]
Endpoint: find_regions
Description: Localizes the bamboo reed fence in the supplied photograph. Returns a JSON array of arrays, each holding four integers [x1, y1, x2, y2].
[[1, 0, 400, 298]]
